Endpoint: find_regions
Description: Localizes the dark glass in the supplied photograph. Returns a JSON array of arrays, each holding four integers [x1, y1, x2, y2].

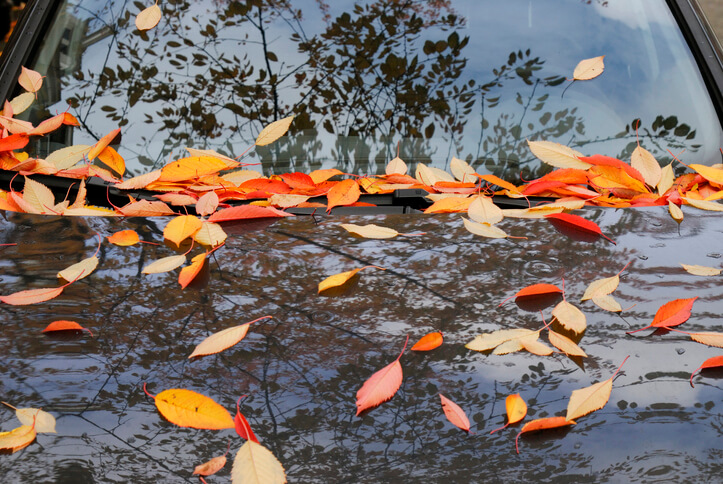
[[17, 0, 723, 179]]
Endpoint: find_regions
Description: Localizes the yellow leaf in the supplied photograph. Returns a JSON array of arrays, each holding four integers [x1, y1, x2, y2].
[[179, 252, 207, 289], [385, 156, 407, 175], [340, 223, 399, 239], [466, 328, 537, 352], [57, 255, 99, 282], [136, 2, 162, 31], [255, 115, 294, 146], [548, 329, 587, 357], [684, 197, 723, 212], [318, 266, 384, 294], [450, 157, 477, 182], [468, 196, 503, 224], [668, 201, 684, 223], [630, 146, 661, 187], [18, 67, 43, 93], [690, 332, 723, 348], [189, 316, 270, 358], [115, 169, 162, 190], [681, 264, 721, 276], [9, 92, 35, 115], [573, 55, 605, 80], [193, 221, 227, 247], [461, 217, 508, 239], [424, 195, 473, 213], [506, 394, 527, 425], [159, 156, 230, 182], [153, 388, 234, 429], [45, 144, 92, 170], [657, 163, 674, 196], [0, 425, 36, 453], [142, 255, 187, 274], [22, 176, 55, 213], [185, 148, 237, 166], [163, 215, 203, 247], [552, 300, 587, 334], [592, 294, 622, 312], [526, 139, 590, 170], [581, 275, 619, 301], [231, 440, 287, 484], [566, 379, 612, 421], [689, 164, 723, 185]]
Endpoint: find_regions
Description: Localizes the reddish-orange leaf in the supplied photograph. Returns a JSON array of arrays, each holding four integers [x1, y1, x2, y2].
[[690, 355, 723, 387], [42, 320, 93, 337], [234, 395, 260, 443], [410, 332, 443, 351], [580, 154, 646, 184], [238, 177, 292, 195], [0, 286, 65, 305], [515, 283, 562, 298], [107, 230, 140, 246], [627, 297, 698, 334], [356, 336, 409, 416], [179, 253, 207, 289], [62, 112, 80, 126], [0, 133, 29, 152], [439, 394, 471, 432], [280, 172, 316, 190], [327, 179, 361, 211], [515, 417, 575, 453], [207, 205, 293, 223], [490, 393, 527, 434], [545, 212, 616, 244]]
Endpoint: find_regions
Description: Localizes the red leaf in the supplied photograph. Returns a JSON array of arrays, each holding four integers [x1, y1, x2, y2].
[[515, 283, 562, 298], [238, 178, 292, 195], [280, 172, 316, 190], [690, 355, 723, 387], [0, 133, 29, 152], [234, 396, 259, 443], [651, 297, 698, 328], [410, 332, 443, 351], [207, 205, 293, 223], [355, 336, 409, 415], [545, 213, 616, 245], [42, 320, 93, 337], [439, 394, 471, 432]]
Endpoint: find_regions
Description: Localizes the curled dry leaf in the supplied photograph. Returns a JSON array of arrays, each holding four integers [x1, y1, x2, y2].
[[107, 230, 140, 246], [410, 331, 443, 351], [318, 265, 384, 294], [690, 355, 723, 387], [566, 356, 628, 421], [439, 394, 471, 432], [356, 337, 408, 415], [0, 424, 36, 453], [42, 320, 93, 337], [552, 300, 587, 334], [572, 55, 605, 80], [255, 115, 294, 146], [340, 223, 399, 239], [145, 386, 234, 429], [136, 2, 162, 31], [681, 264, 721, 276], [189, 316, 271, 358], [232, 440, 287, 484], [490, 393, 527, 434], [515, 417, 575, 454]]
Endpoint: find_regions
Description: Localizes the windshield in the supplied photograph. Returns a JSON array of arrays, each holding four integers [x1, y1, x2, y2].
[[16, 0, 723, 179]]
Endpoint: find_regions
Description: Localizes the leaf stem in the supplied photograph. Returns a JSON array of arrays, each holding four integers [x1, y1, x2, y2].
[[142, 382, 156, 399]]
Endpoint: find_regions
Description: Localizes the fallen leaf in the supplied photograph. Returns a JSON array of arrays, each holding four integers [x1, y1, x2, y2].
[[581, 263, 630, 301], [118, 200, 175, 217], [18, 67, 43, 93], [1, 402, 56, 433], [515, 417, 575, 453], [107, 230, 140, 246], [158, 156, 230, 183], [189, 316, 271, 358], [29, 113, 64, 136], [668, 201, 684, 223], [526, 139, 590, 170], [9, 92, 34, 115], [684, 197, 723, 212], [631, 146, 662, 187], [689, 332, 723, 348], [231, 440, 287, 484], [627, 297, 697, 333], [410, 332, 443, 351], [551, 300, 587, 334], [466, 328, 537, 354], [439, 394, 471, 432], [196, 191, 219, 217], [490, 393, 527, 434], [96, 146, 125, 176], [327, 179, 361, 211], [0, 424, 36, 453], [45, 144, 92, 170], [591, 294, 622, 312], [690, 355, 723, 387], [356, 336, 408, 415], [450, 157, 477, 182], [461, 217, 508, 238], [573, 55, 605, 80], [519, 332, 553, 356], [193, 455, 227, 478], [424, 196, 473, 213], [142, 255, 187, 274], [385, 156, 407, 175], [234, 395, 259, 443], [548, 329, 587, 357], [255, 115, 294, 146], [163, 215, 203, 247], [42, 320, 93, 337], [467, 196, 503, 224], [340, 223, 399, 239], [145, 385, 234, 429], [193, 222, 227, 247], [179, 253, 207, 289], [0, 115, 33, 134], [318, 265, 384, 294], [136, 2, 162, 31], [0, 286, 65, 305], [207, 205, 292, 222], [688, 163, 723, 185], [566, 356, 628, 421], [57, 256, 98, 282], [545, 213, 615, 244], [681, 264, 721, 276]]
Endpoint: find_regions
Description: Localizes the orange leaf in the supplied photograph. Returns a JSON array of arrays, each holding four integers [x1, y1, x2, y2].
[[491, 393, 527, 434], [309, 168, 343, 184], [207, 205, 292, 223], [0, 286, 65, 305], [439, 394, 471, 432], [423, 196, 473, 213], [42, 320, 93, 337], [515, 417, 575, 453], [356, 336, 408, 415], [163, 215, 202, 247], [318, 265, 384, 294], [627, 297, 698, 334], [0, 133, 29, 152], [545, 213, 616, 244], [179, 253, 206, 289], [235, 395, 260, 443], [280, 172, 316, 190], [0, 424, 36, 453], [514, 283, 562, 298], [145, 386, 234, 429], [87, 128, 120, 161], [107, 230, 140, 246], [189, 316, 271, 358], [690, 355, 723, 387], [410, 332, 443, 351], [159, 156, 230, 183], [327, 179, 360, 211], [96, 146, 125, 176]]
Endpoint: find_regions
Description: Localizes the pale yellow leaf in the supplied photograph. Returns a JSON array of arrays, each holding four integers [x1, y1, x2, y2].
[[461, 217, 507, 238], [669, 201, 684, 223], [681, 264, 721, 276], [189, 323, 253, 358], [45, 144, 92, 170], [385, 156, 407, 176], [581, 275, 619, 301], [115, 170, 162, 190], [552, 300, 587, 334], [631, 146, 661, 187], [231, 440, 286, 484], [22, 176, 55, 213], [519, 333, 553, 356], [468, 196, 503, 224], [317, 266, 383, 293], [142, 255, 187, 274], [221, 170, 263, 186], [0, 115, 33, 134], [592, 294, 622, 312], [340, 223, 399, 239], [57, 255, 98, 282], [70, 178, 86, 210], [501, 206, 564, 219], [548, 329, 587, 357], [9, 92, 35, 115], [573, 55, 605, 80], [255, 115, 294, 146], [526, 139, 590, 170], [268, 193, 309, 208], [193, 221, 227, 247], [136, 2, 161, 31], [566, 379, 612, 421], [18, 67, 43, 93], [657, 163, 674, 196], [690, 332, 723, 348], [450, 157, 476, 182], [466, 328, 536, 352], [684, 197, 723, 212], [10, 407, 56, 434], [185, 148, 237, 167]]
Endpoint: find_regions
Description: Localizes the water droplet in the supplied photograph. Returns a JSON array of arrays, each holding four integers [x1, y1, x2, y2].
[[574, 442, 582, 449], [676, 348, 685, 355], [638, 255, 648, 260], [706, 253, 721, 259]]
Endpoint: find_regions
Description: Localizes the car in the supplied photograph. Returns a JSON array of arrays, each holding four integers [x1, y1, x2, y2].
[[0, 1, 721, 482]]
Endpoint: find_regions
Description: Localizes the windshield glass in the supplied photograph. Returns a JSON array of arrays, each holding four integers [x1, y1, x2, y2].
[[17, 0, 723, 179]]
